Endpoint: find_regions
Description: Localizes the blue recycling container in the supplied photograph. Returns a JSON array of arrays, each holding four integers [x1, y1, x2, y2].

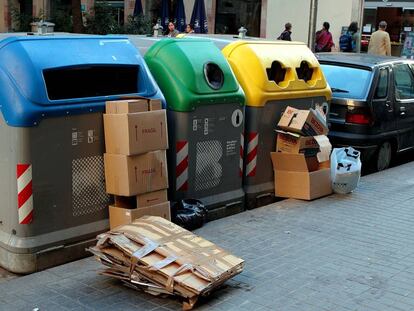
[[0, 34, 164, 273]]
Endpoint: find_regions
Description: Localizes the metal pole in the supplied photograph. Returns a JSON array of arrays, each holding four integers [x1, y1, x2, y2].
[[356, 0, 364, 53], [308, 0, 318, 51]]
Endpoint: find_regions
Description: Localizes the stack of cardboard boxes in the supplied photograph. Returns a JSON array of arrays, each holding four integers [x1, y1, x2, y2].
[[271, 106, 332, 200], [89, 216, 244, 310], [103, 99, 170, 229]]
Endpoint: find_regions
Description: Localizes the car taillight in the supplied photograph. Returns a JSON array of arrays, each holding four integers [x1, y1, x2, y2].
[[346, 108, 372, 125]]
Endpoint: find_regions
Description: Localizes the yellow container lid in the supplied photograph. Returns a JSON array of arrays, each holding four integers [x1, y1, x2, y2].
[[222, 40, 332, 107]]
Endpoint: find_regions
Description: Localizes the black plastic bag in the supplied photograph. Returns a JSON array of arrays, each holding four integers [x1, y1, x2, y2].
[[172, 199, 207, 230]]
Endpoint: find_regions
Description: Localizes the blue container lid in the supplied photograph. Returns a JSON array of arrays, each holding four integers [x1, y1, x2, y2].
[[0, 35, 164, 126]]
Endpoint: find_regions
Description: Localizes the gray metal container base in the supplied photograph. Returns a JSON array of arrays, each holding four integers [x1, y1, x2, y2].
[[0, 237, 98, 274], [191, 189, 245, 221], [205, 196, 245, 221], [244, 182, 276, 210]]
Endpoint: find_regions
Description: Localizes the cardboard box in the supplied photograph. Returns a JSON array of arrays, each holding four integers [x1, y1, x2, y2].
[[109, 202, 171, 229], [271, 152, 332, 200], [105, 99, 149, 114], [314, 135, 332, 163], [106, 98, 163, 114], [114, 195, 136, 209], [149, 99, 162, 111], [278, 106, 328, 136], [90, 216, 244, 309], [276, 130, 319, 155], [114, 189, 168, 209], [104, 110, 168, 155], [104, 151, 168, 196], [137, 189, 168, 208]]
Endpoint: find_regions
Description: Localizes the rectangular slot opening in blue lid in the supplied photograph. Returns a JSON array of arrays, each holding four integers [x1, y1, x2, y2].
[[43, 65, 139, 100]]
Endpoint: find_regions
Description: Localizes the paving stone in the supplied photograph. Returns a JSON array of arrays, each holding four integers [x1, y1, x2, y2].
[[3, 162, 414, 310]]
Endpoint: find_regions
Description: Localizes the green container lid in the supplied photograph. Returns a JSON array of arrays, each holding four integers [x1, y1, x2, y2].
[[144, 38, 245, 112]]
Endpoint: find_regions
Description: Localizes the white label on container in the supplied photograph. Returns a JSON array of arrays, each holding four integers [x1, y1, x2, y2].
[[226, 140, 237, 156], [71, 130, 84, 146], [193, 119, 198, 131], [231, 109, 243, 127], [204, 118, 209, 136], [72, 131, 78, 146], [88, 130, 94, 143]]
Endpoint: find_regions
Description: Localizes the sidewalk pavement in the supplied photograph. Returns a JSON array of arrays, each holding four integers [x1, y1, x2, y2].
[[2, 161, 414, 311]]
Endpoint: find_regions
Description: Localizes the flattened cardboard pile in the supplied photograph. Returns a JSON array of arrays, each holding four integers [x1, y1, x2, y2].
[[88, 216, 244, 310]]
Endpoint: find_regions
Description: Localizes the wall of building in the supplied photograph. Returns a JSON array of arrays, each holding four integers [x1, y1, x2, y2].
[[184, 0, 194, 24], [32, 0, 46, 17], [266, 0, 311, 42], [266, 0, 355, 48], [0, 0, 361, 37], [317, 0, 354, 47], [1, 2, 6, 32], [124, 0, 135, 21], [1, 0, 20, 32]]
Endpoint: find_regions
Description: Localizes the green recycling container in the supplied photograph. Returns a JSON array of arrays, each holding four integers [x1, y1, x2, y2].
[[145, 38, 245, 220]]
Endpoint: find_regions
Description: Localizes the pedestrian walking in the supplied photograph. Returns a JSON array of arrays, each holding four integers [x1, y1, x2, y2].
[[166, 22, 179, 37], [277, 22, 292, 41], [339, 21, 358, 52], [368, 21, 391, 56], [315, 22, 334, 52]]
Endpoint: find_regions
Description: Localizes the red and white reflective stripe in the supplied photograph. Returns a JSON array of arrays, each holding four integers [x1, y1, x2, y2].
[[17, 164, 33, 224], [176, 141, 189, 191], [239, 133, 244, 177], [246, 132, 258, 177]]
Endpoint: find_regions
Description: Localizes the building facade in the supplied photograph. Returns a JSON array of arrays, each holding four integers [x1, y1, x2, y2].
[[1, 0, 361, 49], [364, 0, 414, 40]]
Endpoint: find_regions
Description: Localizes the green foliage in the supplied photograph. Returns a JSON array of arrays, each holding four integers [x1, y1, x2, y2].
[[10, 7, 43, 32], [125, 14, 153, 35], [84, 3, 123, 35], [50, 9, 73, 32]]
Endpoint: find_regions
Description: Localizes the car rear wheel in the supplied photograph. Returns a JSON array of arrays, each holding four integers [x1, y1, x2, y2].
[[376, 141, 392, 171]]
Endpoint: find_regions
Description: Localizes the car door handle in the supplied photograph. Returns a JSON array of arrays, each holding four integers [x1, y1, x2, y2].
[[385, 101, 393, 111], [400, 106, 406, 117]]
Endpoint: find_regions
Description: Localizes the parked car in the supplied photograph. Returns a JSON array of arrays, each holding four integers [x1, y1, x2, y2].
[[317, 53, 414, 171]]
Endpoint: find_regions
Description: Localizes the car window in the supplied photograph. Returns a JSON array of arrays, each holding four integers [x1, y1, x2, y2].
[[394, 63, 414, 100], [320, 64, 372, 100], [374, 68, 389, 99]]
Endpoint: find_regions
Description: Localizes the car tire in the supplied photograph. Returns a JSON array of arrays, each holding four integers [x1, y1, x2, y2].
[[376, 141, 392, 172]]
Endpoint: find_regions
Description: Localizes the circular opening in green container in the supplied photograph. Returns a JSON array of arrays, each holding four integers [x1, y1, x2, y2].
[[204, 63, 224, 90]]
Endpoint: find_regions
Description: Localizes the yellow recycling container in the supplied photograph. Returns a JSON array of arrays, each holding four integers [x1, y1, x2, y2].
[[222, 40, 332, 209]]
